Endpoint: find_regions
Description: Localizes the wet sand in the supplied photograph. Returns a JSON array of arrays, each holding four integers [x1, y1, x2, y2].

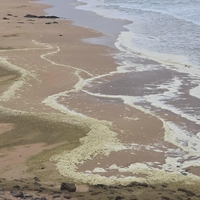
[[1, 0, 200, 199]]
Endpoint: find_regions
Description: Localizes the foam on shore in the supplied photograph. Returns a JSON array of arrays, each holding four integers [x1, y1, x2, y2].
[[0, 57, 32, 102]]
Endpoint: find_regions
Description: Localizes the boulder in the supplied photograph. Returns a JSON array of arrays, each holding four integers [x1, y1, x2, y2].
[[60, 182, 76, 192]]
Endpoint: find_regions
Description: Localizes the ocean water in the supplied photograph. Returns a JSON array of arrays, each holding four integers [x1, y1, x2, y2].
[[77, 0, 200, 66], [75, 0, 200, 150], [39, 0, 200, 184]]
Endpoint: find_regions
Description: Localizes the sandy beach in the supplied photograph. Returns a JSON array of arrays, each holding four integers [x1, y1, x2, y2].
[[0, 0, 200, 199]]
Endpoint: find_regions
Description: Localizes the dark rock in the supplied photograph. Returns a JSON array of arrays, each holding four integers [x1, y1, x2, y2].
[[39, 187, 46, 192], [127, 181, 148, 187], [109, 185, 120, 189], [161, 183, 168, 188], [45, 22, 52, 24], [59, 34, 63, 36], [52, 193, 60, 198], [51, 190, 62, 194], [38, 15, 59, 19], [24, 14, 38, 18], [34, 177, 40, 183], [115, 196, 124, 200], [49, 184, 54, 187], [95, 184, 109, 190], [3, 17, 9, 20], [7, 14, 13, 16], [40, 197, 47, 200], [60, 182, 76, 192], [76, 194, 84, 197], [64, 194, 71, 199], [160, 196, 171, 200], [181, 172, 188, 176], [53, 21, 58, 24], [12, 185, 20, 189], [24, 14, 59, 19], [10, 191, 24, 198], [178, 188, 195, 196], [24, 194, 33, 198]]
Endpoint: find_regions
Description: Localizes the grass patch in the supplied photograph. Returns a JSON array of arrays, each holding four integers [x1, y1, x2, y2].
[[0, 114, 89, 149]]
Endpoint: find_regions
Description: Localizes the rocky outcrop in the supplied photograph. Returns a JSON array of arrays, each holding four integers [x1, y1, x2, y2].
[[0, 178, 200, 200], [24, 14, 59, 19]]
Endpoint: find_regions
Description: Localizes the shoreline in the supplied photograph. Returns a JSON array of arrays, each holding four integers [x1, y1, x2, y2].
[[0, 0, 200, 199], [38, 0, 130, 48]]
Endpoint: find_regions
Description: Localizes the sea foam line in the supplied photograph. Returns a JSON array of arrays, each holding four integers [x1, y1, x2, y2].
[[0, 57, 32, 102], [190, 84, 200, 100], [5, 39, 198, 185]]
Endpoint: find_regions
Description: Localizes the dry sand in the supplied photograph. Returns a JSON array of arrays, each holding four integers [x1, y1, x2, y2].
[[0, 0, 200, 199]]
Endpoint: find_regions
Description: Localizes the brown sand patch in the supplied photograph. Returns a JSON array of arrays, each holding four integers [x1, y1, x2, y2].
[[0, 143, 46, 179], [0, 123, 14, 135]]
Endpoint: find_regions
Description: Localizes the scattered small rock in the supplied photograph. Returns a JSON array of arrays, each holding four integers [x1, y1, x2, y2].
[[94, 184, 109, 190], [12, 185, 20, 189], [115, 196, 124, 200], [127, 182, 148, 187], [39, 197, 47, 200], [59, 34, 63, 36], [60, 182, 76, 192], [181, 172, 188, 176], [34, 177, 40, 183], [160, 196, 170, 200], [3, 17, 9, 20], [130, 198, 138, 200], [52, 193, 60, 198], [10, 191, 24, 198], [150, 185, 156, 189], [63, 194, 71, 199], [24, 194, 33, 198], [161, 183, 168, 188]]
